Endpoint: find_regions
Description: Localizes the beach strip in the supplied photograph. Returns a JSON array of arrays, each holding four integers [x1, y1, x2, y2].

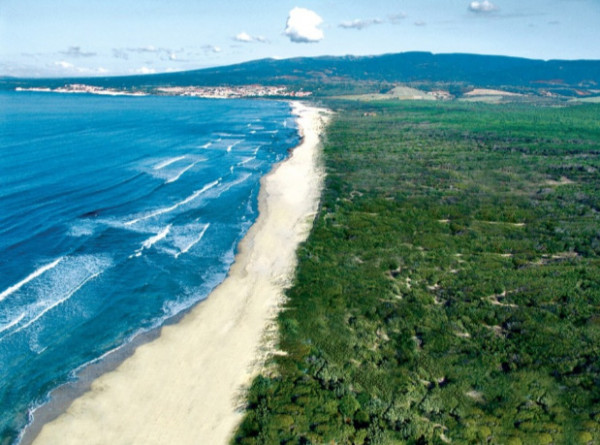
[[29, 102, 330, 445]]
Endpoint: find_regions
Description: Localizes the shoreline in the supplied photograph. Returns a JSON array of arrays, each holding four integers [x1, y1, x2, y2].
[[26, 101, 331, 445]]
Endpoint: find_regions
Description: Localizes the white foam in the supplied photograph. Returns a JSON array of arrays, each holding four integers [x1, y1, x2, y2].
[[165, 161, 200, 184], [237, 156, 256, 167], [200, 142, 212, 149], [175, 224, 210, 258], [124, 180, 219, 226], [154, 156, 186, 170], [0, 312, 25, 335], [4, 255, 112, 339], [142, 224, 172, 250], [0, 257, 64, 302], [12, 271, 102, 336], [215, 173, 252, 197], [226, 141, 241, 153], [68, 221, 96, 238]]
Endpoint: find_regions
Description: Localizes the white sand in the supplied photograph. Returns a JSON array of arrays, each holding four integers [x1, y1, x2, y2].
[[464, 88, 523, 97], [31, 102, 331, 445]]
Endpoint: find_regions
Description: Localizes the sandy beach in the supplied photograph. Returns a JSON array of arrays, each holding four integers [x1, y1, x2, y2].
[[29, 102, 330, 445]]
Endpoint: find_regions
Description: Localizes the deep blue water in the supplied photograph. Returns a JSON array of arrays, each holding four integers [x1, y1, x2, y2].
[[0, 91, 298, 443]]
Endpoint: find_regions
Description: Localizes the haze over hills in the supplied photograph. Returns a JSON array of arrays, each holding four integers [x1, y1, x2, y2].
[[3, 52, 600, 98]]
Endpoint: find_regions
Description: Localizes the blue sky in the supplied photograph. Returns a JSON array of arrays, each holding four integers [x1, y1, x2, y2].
[[1, 0, 599, 77]]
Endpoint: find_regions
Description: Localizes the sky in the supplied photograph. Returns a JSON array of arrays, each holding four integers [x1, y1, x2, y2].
[[1, 0, 599, 78]]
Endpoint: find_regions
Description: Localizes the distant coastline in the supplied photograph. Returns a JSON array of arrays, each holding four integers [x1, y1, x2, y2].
[[15, 84, 312, 99], [5, 52, 600, 102]]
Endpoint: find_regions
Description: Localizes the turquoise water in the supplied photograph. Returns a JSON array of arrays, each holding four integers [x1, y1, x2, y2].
[[0, 92, 298, 443]]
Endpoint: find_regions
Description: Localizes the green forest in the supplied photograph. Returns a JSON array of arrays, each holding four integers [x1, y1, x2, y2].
[[233, 100, 600, 444]]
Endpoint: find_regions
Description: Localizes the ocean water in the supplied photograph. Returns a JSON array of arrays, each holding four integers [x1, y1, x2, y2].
[[0, 91, 299, 443]]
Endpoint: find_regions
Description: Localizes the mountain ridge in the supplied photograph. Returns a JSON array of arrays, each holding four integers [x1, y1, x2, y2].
[[3, 51, 599, 97]]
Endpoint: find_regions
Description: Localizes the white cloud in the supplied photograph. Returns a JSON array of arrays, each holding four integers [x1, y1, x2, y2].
[[52, 61, 109, 75], [234, 32, 253, 42], [133, 66, 156, 75], [339, 18, 384, 30], [233, 32, 268, 43], [469, 1, 498, 13], [414, 21, 427, 26], [284, 7, 324, 43], [54, 61, 75, 69]]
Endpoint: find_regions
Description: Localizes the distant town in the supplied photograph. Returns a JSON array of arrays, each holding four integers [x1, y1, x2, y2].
[[15, 84, 312, 99]]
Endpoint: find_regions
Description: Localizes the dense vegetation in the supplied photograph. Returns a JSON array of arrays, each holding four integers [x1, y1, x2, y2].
[[233, 100, 600, 444]]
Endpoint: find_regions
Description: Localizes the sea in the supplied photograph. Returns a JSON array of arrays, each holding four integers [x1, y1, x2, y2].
[[0, 91, 299, 444]]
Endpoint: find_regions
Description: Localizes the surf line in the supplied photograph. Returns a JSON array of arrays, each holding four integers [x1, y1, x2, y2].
[[124, 180, 219, 226], [165, 160, 202, 184], [175, 224, 210, 259], [0, 257, 64, 302], [9, 271, 103, 338], [154, 156, 186, 171], [130, 224, 173, 258], [226, 141, 241, 153], [0, 313, 26, 336]]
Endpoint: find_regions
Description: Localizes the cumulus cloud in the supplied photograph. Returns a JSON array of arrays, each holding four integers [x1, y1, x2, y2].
[[60, 46, 96, 58], [234, 32, 253, 42], [339, 18, 384, 30], [284, 7, 324, 43], [468, 1, 498, 13]]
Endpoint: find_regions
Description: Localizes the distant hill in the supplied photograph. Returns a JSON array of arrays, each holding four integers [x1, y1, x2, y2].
[[3, 52, 600, 97]]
